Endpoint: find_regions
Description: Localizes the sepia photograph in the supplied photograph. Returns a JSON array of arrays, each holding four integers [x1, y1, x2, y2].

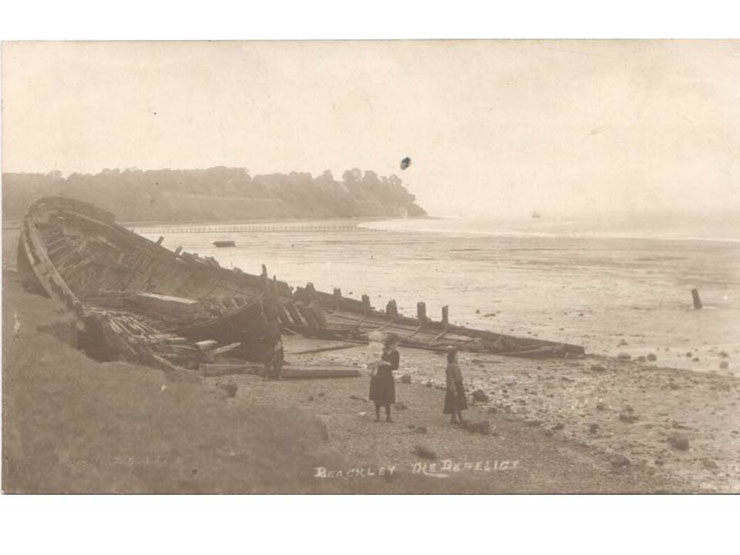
[[2, 37, 739, 498]]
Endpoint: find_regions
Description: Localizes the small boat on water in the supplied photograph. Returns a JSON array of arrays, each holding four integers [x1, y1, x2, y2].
[[18, 197, 584, 375], [213, 240, 236, 248]]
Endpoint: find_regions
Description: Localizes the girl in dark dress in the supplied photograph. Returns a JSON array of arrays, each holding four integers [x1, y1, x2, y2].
[[443, 347, 468, 424], [369, 334, 400, 422]]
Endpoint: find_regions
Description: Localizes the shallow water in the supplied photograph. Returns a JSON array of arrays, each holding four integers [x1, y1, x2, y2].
[[140, 218, 740, 374]]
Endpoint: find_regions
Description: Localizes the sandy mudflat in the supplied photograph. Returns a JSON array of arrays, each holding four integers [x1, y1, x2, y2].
[[3, 224, 738, 493], [139, 223, 740, 376]]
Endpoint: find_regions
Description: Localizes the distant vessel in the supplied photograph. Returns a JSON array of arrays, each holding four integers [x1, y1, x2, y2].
[[213, 240, 236, 248], [531, 211, 541, 219]]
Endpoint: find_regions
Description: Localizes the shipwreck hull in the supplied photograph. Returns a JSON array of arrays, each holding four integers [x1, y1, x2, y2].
[[19, 196, 585, 370], [279, 285, 584, 358], [18, 197, 280, 372]]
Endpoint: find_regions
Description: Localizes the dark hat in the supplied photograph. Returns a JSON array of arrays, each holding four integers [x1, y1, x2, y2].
[[384, 332, 400, 346]]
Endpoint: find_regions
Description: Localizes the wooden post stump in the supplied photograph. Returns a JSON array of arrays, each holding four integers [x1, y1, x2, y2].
[[417, 302, 427, 323], [691, 288, 703, 310]]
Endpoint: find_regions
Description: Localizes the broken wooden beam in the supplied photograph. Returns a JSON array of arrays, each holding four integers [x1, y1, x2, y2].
[[281, 365, 361, 379], [200, 362, 263, 376], [199, 362, 361, 379], [206, 342, 242, 357], [195, 340, 219, 351], [290, 343, 359, 355]]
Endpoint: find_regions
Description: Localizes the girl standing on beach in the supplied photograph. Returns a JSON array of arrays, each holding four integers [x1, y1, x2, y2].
[[369, 333, 400, 422], [443, 346, 468, 424]]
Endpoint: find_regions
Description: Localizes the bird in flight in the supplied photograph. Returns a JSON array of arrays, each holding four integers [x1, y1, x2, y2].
[[400, 157, 412, 170]]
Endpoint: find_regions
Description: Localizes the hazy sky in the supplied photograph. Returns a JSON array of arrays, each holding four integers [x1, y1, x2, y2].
[[3, 40, 739, 217]]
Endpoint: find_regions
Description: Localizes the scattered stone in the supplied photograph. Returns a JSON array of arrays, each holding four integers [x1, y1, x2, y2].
[[702, 459, 719, 471], [552, 423, 565, 431], [414, 426, 428, 434], [486, 407, 498, 414], [472, 389, 490, 403], [588, 423, 600, 434], [350, 395, 365, 401], [617, 352, 631, 361], [308, 395, 314, 401], [590, 364, 607, 372], [464, 421, 492, 435], [719, 360, 729, 370], [685, 352, 692, 357], [719, 351, 729, 358], [618, 410, 638, 424], [667, 432, 690, 451], [358, 411, 367, 417], [425, 380, 433, 388], [412, 445, 437, 460], [401, 374, 412, 384], [668, 382, 681, 390], [596, 402, 607, 411], [692, 358, 700, 362], [618, 340, 628, 347], [318, 392, 325, 397], [654, 458, 665, 466], [635, 355, 646, 362], [609, 454, 631, 469], [524, 419, 542, 427], [217, 381, 238, 398], [394, 402, 409, 411], [647, 353, 657, 361], [314, 420, 329, 441]]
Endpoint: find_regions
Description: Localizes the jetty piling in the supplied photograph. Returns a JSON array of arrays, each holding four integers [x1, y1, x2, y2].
[[417, 302, 427, 323], [691, 288, 703, 310], [386, 299, 398, 320]]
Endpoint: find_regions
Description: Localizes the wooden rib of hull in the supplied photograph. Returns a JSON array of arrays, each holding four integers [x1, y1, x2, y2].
[[17, 197, 280, 372]]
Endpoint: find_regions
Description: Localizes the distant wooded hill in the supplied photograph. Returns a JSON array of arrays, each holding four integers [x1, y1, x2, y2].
[[2, 167, 426, 223]]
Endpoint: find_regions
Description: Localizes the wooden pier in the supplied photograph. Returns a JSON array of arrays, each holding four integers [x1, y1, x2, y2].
[[133, 223, 371, 235]]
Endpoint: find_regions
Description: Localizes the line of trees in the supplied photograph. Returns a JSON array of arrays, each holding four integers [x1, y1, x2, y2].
[[2, 167, 427, 222]]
